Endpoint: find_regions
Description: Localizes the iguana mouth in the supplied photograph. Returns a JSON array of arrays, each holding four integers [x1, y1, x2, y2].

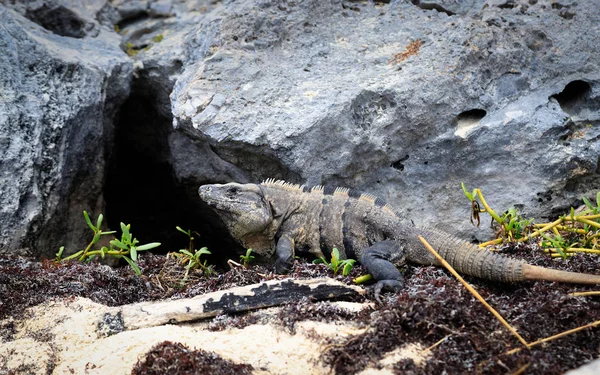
[[206, 199, 248, 210]]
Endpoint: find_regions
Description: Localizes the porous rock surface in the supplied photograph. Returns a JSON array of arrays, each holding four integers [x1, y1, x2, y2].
[[169, 0, 600, 240], [0, 1, 132, 256]]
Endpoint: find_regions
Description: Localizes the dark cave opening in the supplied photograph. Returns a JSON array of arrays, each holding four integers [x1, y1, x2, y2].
[[104, 94, 241, 266], [24, 5, 88, 38], [105, 94, 187, 252]]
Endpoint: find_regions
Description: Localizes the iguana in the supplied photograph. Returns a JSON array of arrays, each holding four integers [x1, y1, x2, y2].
[[198, 179, 600, 300]]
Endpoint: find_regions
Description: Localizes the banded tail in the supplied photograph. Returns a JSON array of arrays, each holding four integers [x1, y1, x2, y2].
[[410, 227, 600, 285]]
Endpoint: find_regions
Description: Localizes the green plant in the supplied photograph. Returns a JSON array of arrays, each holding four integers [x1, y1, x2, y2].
[[152, 34, 164, 43], [240, 248, 255, 268], [178, 247, 212, 275], [174, 226, 213, 278], [313, 248, 356, 276], [539, 231, 571, 259], [582, 192, 600, 216], [461, 184, 600, 259], [57, 211, 160, 275], [499, 207, 534, 241]]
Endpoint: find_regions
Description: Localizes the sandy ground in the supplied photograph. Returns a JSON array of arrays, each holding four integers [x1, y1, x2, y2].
[[0, 297, 429, 375]]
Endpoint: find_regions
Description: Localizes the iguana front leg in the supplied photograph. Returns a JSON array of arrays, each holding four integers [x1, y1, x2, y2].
[[360, 240, 406, 303], [275, 234, 295, 274]]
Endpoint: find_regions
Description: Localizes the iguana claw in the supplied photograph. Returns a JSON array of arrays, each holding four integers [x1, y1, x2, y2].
[[275, 258, 292, 274], [374, 279, 403, 303]]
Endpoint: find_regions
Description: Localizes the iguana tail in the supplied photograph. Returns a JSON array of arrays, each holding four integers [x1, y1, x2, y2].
[[409, 226, 600, 284], [522, 264, 600, 284]]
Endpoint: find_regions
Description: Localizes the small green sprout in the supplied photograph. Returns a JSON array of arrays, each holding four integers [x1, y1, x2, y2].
[[240, 249, 255, 268], [500, 207, 534, 241], [540, 231, 569, 259], [313, 248, 356, 276], [179, 247, 212, 271], [461, 182, 477, 202], [58, 211, 160, 275], [581, 192, 600, 216], [174, 226, 213, 278], [56, 246, 65, 262], [152, 34, 164, 43]]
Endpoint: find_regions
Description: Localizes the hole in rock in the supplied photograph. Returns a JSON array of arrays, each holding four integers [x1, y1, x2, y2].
[[497, 1, 517, 9], [411, 0, 455, 16], [550, 80, 591, 113], [391, 155, 410, 171], [104, 94, 241, 266], [455, 108, 487, 123], [454, 109, 486, 138], [25, 5, 88, 38], [116, 11, 150, 30], [536, 190, 553, 203]]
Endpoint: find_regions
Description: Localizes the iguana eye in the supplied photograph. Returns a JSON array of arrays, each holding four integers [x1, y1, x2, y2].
[[226, 186, 239, 198]]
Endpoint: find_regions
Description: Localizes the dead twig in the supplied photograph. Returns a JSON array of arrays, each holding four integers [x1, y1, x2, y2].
[[505, 320, 600, 355], [570, 291, 600, 297], [421, 334, 451, 354], [227, 259, 243, 269], [511, 363, 530, 375]]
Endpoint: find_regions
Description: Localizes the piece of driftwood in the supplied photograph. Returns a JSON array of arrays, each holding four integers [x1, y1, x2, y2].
[[97, 277, 364, 335]]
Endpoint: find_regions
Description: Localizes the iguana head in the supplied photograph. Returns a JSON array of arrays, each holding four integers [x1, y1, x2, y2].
[[198, 182, 276, 256]]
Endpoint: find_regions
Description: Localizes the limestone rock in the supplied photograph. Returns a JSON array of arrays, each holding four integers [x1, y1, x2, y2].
[[0, 3, 132, 256], [168, 0, 600, 239]]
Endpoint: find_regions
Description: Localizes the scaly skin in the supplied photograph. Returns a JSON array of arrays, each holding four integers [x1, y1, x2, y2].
[[198, 180, 600, 301]]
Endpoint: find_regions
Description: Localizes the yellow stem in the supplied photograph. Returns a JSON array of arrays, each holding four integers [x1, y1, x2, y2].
[[353, 274, 373, 284], [550, 253, 576, 258], [478, 238, 503, 248], [574, 214, 600, 220], [550, 226, 588, 234], [577, 218, 600, 230], [474, 189, 504, 226], [511, 363, 530, 375], [519, 218, 563, 242], [543, 247, 600, 254], [565, 248, 600, 254], [85, 249, 128, 257]]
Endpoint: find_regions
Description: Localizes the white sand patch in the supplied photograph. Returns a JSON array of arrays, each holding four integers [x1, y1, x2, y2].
[[357, 343, 431, 375], [0, 337, 53, 375], [1, 297, 373, 375]]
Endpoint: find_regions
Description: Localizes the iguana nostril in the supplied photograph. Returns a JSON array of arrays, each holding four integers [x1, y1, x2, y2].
[[198, 185, 213, 198]]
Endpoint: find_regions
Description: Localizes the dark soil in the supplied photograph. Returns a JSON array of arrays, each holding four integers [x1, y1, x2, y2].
[[131, 341, 253, 375], [2, 243, 600, 375]]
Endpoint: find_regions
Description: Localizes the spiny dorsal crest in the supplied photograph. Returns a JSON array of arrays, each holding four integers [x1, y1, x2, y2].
[[260, 179, 399, 216]]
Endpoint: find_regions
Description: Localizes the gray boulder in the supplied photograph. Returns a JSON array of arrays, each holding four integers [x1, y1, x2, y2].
[[169, 0, 600, 240], [0, 3, 132, 257]]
